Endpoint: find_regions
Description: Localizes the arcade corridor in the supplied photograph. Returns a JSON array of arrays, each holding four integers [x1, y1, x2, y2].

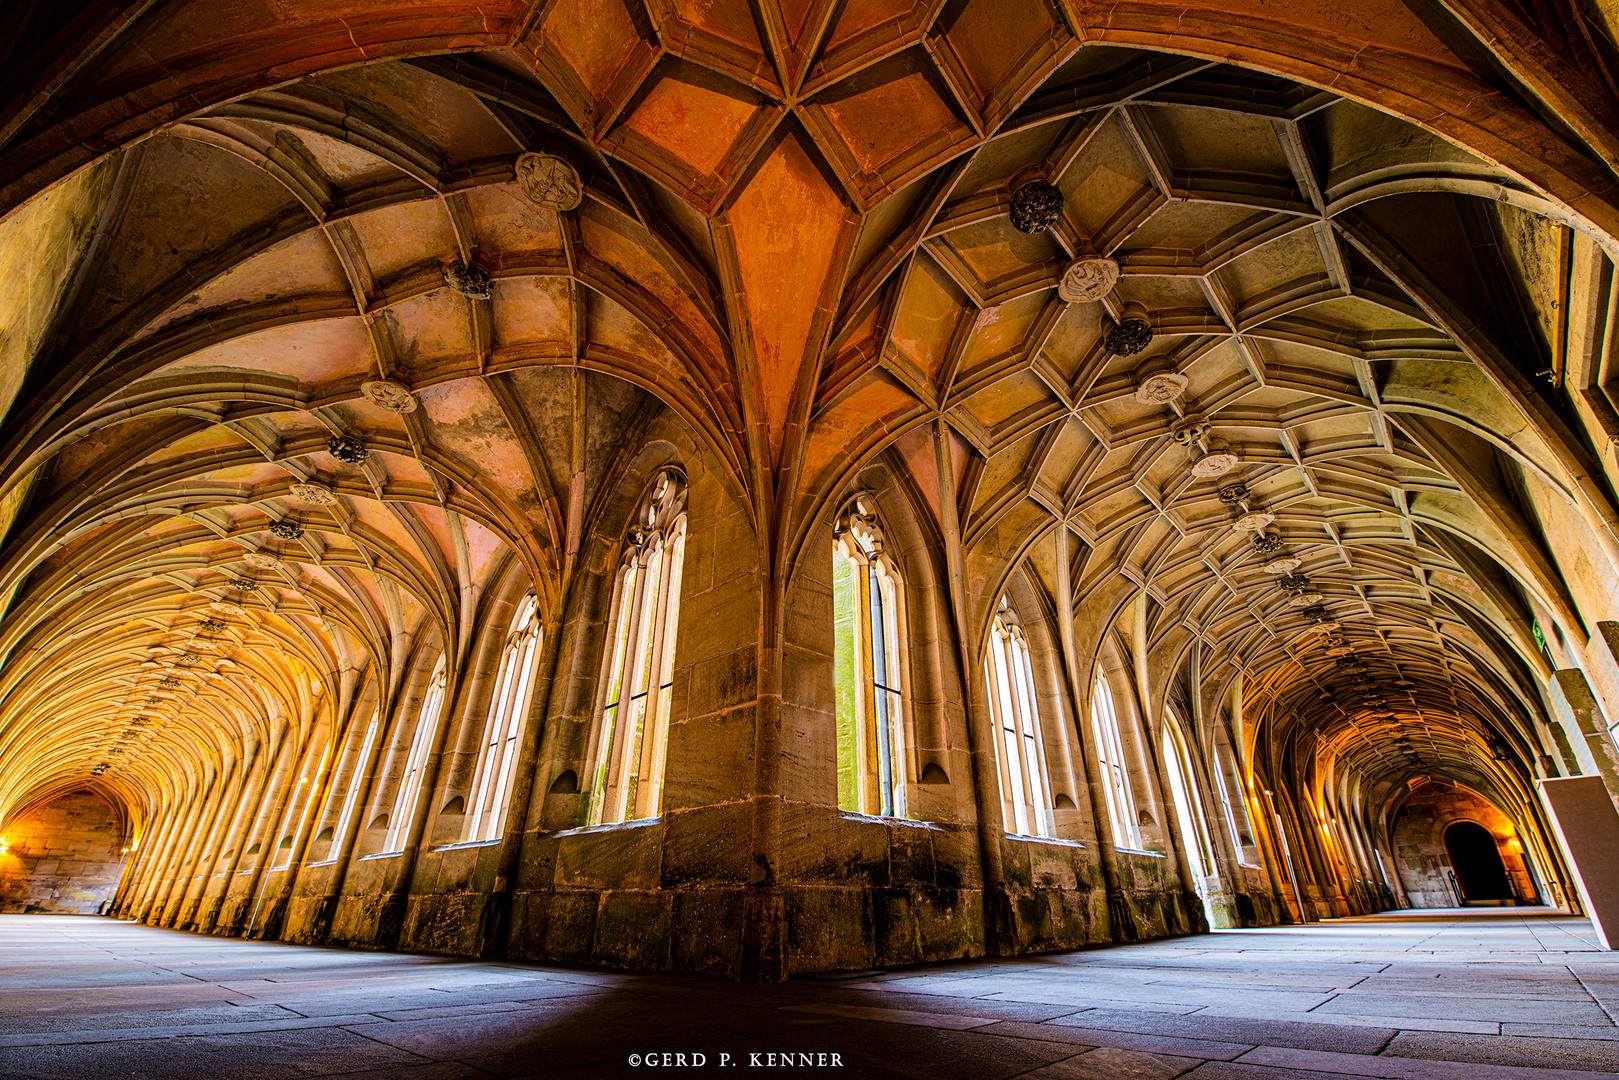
[[1, 910, 1615, 1079]]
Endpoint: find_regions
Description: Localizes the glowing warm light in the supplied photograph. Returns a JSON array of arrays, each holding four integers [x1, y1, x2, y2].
[[0, 838, 8, 856]]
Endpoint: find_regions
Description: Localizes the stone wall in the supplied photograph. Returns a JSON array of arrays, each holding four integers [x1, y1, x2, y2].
[[1390, 782, 1538, 907], [0, 790, 128, 914], [109, 410, 1292, 975]]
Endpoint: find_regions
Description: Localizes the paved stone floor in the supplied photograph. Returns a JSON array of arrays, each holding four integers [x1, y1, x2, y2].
[[1, 909, 1617, 1078]]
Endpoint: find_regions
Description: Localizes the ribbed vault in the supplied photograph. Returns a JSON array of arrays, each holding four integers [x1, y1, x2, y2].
[[1, 0, 1617, 940]]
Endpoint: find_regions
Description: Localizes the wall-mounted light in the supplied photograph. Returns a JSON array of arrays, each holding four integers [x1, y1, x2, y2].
[[0, 838, 9, 856]]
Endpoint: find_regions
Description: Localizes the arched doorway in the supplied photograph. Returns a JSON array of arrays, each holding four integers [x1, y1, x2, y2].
[[1444, 822, 1513, 904]]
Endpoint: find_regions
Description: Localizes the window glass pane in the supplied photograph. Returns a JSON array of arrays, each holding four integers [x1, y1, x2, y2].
[[330, 713, 379, 852], [832, 509, 905, 820], [1012, 641, 1050, 837], [467, 595, 540, 842], [988, 630, 1026, 835], [1092, 675, 1138, 849], [466, 648, 514, 840], [632, 548, 664, 702], [603, 565, 638, 709], [593, 498, 686, 826], [868, 566, 895, 817], [832, 552, 859, 812], [656, 524, 686, 692], [1164, 730, 1206, 882], [386, 660, 445, 853], [483, 631, 540, 840], [637, 523, 684, 818]]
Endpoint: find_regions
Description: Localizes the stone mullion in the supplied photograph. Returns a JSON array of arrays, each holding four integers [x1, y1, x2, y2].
[[110, 807, 165, 916], [1350, 814, 1388, 909], [1272, 790, 1322, 920], [1332, 813, 1374, 911], [137, 800, 192, 915], [1365, 814, 1412, 909], [1313, 817, 1357, 916], [141, 777, 214, 923], [1519, 793, 1580, 910], [603, 561, 653, 820], [1276, 790, 1328, 917]]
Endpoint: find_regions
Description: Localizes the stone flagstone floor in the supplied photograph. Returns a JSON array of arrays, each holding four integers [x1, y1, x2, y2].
[[1, 909, 1616, 1078]]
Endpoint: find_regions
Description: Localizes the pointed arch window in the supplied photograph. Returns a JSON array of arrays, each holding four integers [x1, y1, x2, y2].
[[328, 710, 380, 854], [1163, 717, 1217, 889], [1090, 673, 1141, 850], [589, 469, 688, 826], [465, 594, 541, 842], [1212, 737, 1259, 865], [985, 601, 1053, 837], [384, 656, 446, 853], [833, 495, 907, 818]]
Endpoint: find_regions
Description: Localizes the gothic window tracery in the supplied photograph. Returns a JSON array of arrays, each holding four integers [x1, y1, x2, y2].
[[465, 594, 541, 842], [588, 469, 688, 826], [326, 710, 380, 857], [985, 601, 1053, 838], [832, 495, 907, 818], [1212, 736, 1259, 865], [1091, 672, 1141, 850], [1163, 716, 1217, 891]]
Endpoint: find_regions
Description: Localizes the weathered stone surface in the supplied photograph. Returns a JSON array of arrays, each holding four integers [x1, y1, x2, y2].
[[0, 791, 127, 914], [5, 0, 1612, 998]]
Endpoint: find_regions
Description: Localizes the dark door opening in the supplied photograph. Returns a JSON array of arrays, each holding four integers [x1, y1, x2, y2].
[[1443, 821, 1513, 903]]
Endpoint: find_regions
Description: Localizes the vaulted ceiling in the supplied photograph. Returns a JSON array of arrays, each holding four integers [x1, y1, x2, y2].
[[1, 0, 1617, 838]]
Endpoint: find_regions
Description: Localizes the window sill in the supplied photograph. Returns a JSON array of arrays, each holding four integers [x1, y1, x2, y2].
[[305, 859, 338, 868], [1115, 847, 1167, 858], [1006, 834, 1084, 847], [358, 851, 404, 862], [552, 817, 661, 838], [429, 838, 502, 853], [838, 811, 945, 830]]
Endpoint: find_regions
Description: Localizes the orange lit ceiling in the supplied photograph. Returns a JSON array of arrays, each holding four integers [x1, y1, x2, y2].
[[0, 0, 1616, 832]]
